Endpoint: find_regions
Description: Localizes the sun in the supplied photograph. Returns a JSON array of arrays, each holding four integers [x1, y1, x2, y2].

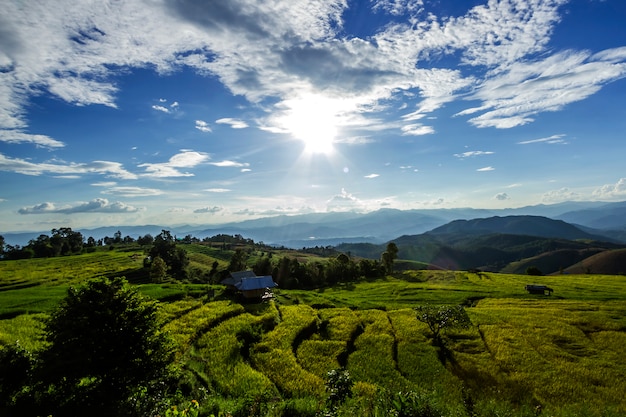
[[278, 95, 341, 155]]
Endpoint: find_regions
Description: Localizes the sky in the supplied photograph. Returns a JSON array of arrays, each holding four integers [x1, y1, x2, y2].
[[1, 0, 626, 233]]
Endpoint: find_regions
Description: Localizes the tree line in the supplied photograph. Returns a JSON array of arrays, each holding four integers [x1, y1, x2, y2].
[[0, 228, 401, 290]]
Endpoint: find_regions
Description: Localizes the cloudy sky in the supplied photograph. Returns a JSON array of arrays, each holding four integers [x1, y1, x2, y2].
[[1, 0, 626, 232]]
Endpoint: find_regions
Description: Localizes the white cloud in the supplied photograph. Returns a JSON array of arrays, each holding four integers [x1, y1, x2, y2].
[[0, 0, 624, 144], [542, 187, 581, 203], [364, 173, 379, 179], [195, 120, 212, 132], [205, 188, 231, 193], [459, 49, 626, 128], [372, 0, 423, 16], [401, 123, 435, 136], [152, 105, 170, 113], [194, 206, 223, 214], [0, 153, 136, 179], [454, 150, 494, 158], [18, 198, 139, 214], [517, 134, 568, 145], [326, 188, 365, 212], [216, 118, 248, 129], [0, 129, 65, 148], [210, 160, 250, 168], [593, 178, 626, 199], [477, 166, 494, 172], [138, 150, 209, 178], [102, 186, 164, 197]]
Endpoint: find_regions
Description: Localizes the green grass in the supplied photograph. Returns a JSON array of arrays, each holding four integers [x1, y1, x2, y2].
[[2, 251, 626, 416]]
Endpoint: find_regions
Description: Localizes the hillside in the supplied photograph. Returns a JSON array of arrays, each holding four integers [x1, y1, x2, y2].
[[2, 255, 626, 416], [339, 216, 625, 273], [563, 248, 626, 275]]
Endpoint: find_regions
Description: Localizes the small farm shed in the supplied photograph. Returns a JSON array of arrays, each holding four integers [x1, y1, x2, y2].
[[525, 284, 554, 295], [222, 271, 277, 299]]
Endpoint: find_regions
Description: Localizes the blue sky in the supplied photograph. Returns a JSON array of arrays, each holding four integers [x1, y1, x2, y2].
[[1, 0, 626, 233]]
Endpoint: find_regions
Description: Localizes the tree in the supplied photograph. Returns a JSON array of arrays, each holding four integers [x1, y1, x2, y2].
[[382, 242, 399, 274], [149, 230, 189, 278], [51, 227, 84, 255], [150, 256, 168, 283], [253, 255, 273, 276], [415, 305, 471, 345], [0, 342, 33, 409], [137, 233, 154, 246], [227, 248, 248, 272], [526, 266, 543, 276], [35, 277, 173, 416]]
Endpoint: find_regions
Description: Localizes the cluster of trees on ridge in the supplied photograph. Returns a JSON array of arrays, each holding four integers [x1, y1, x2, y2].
[[0, 229, 402, 289]]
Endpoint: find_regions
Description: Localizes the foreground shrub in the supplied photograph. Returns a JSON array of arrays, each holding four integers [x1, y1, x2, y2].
[[32, 277, 175, 417]]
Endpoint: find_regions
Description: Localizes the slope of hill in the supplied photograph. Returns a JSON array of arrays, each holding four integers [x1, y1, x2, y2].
[[339, 216, 625, 272], [427, 215, 613, 241], [499, 248, 605, 275], [563, 248, 626, 275]]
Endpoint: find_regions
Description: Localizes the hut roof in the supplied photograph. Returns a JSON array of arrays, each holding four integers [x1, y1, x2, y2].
[[235, 276, 277, 291]]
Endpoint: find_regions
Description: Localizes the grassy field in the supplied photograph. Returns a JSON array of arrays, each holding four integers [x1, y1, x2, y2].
[[1, 249, 625, 416]]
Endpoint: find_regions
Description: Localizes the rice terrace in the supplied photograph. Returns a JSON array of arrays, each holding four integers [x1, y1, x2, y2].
[[1, 232, 625, 417]]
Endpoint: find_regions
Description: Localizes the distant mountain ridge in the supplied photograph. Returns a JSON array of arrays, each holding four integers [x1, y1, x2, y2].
[[427, 215, 615, 242], [2, 200, 626, 248], [338, 215, 626, 274]]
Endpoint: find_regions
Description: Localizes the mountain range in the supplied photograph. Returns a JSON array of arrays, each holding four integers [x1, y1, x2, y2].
[[3, 200, 626, 248]]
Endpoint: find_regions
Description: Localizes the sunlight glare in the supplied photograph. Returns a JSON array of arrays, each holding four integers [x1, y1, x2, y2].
[[279, 95, 342, 155]]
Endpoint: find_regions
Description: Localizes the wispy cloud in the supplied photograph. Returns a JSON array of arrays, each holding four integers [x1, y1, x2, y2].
[[0, 153, 136, 179], [401, 124, 435, 136], [0, 130, 65, 148], [2, 0, 623, 140], [195, 120, 212, 132], [216, 118, 248, 129], [152, 105, 170, 113], [194, 206, 223, 214], [205, 188, 231, 193], [209, 160, 250, 168], [477, 166, 495, 172], [517, 134, 568, 145], [542, 187, 582, 203], [364, 173, 379, 179], [102, 186, 164, 197], [18, 198, 139, 214], [454, 150, 494, 158], [138, 150, 209, 178]]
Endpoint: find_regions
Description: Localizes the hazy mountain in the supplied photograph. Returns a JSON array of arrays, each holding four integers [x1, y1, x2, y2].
[[427, 215, 613, 242], [2, 201, 624, 247], [555, 201, 626, 230], [338, 215, 625, 273]]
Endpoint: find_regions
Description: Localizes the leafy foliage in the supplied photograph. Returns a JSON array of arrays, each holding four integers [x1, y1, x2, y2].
[[34, 277, 174, 416], [415, 305, 472, 344], [325, 368, 354, 410], [150, 230, 189, 278]]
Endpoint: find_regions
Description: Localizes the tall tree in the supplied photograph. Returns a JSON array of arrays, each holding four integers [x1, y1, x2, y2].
[[149, 230, 188, 278], [34, 277, 173, 417], [382, 242, 399, 274], [227, 248, 248, 272]]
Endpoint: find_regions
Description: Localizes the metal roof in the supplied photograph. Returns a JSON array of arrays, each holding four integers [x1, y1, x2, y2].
[[235, 276, 277, 291]]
